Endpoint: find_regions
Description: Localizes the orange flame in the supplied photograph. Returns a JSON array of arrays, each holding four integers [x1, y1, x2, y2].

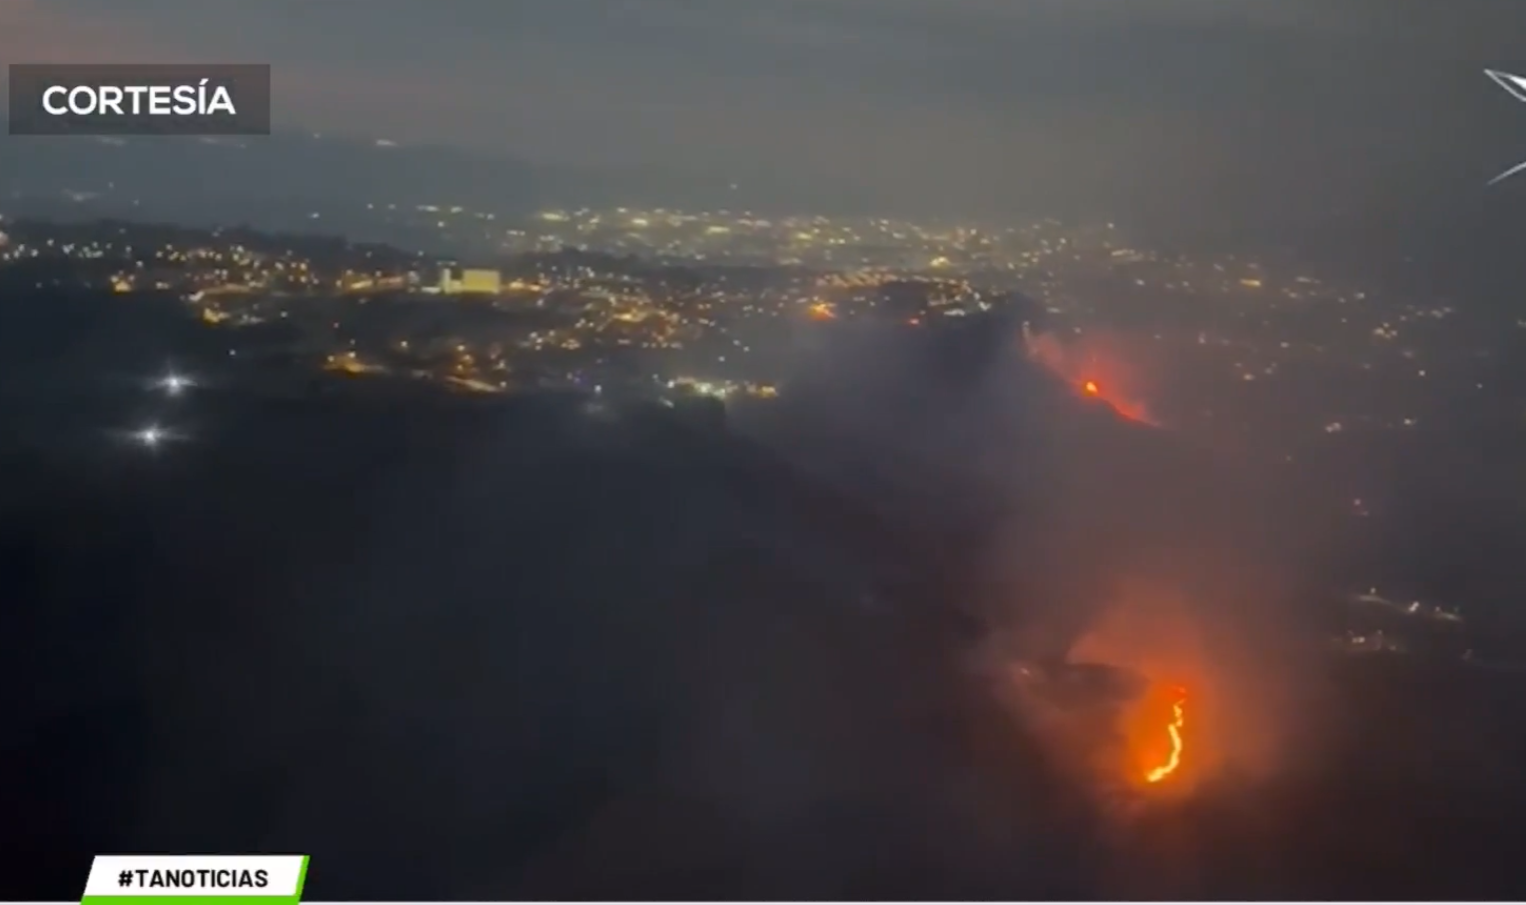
[[1144, 688, 1187, 783], [1024, 332, 1159, 426]]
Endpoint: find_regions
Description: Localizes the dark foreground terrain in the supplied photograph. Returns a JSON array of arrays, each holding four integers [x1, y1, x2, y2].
[[4, 298, 1526, 899], [3, 391, 1524, 900]]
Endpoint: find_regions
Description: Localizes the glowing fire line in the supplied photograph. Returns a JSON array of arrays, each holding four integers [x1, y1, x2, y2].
[[1144, 691, 1186, 783]]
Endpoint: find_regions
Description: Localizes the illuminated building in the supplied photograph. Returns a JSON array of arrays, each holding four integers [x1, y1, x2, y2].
[[438, 267, 502, 296], [460, 268, 501, 294]]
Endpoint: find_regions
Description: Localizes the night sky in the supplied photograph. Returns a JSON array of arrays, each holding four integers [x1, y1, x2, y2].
[[4, 0, 1524, 220]]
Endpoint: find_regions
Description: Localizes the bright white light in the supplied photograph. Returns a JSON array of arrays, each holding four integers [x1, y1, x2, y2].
[[156, 373, 194, 396], [119, 424, 185, 450]]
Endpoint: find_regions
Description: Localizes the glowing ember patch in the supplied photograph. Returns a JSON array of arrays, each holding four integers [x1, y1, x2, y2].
[[1025, 332, 1160, 426], [1144, 688, 1187, 783]]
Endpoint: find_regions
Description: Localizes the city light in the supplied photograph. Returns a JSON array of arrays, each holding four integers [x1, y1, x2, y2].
[[123, 424, 187, 450], [154, 372, 195, 396]]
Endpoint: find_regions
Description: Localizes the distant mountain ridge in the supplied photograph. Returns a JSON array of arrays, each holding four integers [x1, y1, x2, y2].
[[0, 124, 558, 228], [0, 119, 905, 230]]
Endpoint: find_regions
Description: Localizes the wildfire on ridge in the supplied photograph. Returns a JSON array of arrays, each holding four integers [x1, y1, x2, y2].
[[1077, 378, 1157, 427], [1023, 331, 1160, 426], [1144, 686, 1188, 784]]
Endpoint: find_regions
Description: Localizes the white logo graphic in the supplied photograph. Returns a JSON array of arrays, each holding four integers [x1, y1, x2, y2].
[[1485, 69, 1526, 185]]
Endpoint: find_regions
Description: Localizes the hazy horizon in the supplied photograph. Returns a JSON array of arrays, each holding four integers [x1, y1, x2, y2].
[[3, 0, 1524, 224]]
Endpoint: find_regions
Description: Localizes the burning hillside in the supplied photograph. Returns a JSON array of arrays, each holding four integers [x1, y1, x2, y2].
[[999, 658, 1192, 799], [1138, 685, 1188, 785], [1025, 331, 1159, 426]]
